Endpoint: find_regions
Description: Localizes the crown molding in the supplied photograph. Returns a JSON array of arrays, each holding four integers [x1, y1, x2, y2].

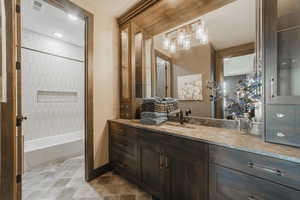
[[117, 0, 161, 26]]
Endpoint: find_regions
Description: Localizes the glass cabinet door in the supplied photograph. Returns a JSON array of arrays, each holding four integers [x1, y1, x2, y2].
[[121, 27, 130, 100], [266, 0, 300, 104]]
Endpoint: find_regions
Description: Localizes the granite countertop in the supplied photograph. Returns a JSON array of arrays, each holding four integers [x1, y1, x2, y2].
[[109, 119, 300, 164]]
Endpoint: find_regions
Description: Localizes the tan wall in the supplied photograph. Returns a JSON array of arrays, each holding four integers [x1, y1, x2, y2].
[[172, 44, 213, 118], [71, 0, 120, 168]]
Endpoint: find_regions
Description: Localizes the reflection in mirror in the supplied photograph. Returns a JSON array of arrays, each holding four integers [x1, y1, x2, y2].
[[155, 51, 171, 98], [0, 0, 6, 103], [121, 28, 130, 99], [223, 53, 255, 119], [147, 0, 261, 121]]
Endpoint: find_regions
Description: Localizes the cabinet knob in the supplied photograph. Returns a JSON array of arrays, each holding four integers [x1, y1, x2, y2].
[[276, 113, 286, 118], [277, 132, 285, 137]]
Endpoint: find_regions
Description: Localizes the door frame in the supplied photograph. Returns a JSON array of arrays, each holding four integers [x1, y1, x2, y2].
[[1, 0, 95, 199], [215, 42, 255, 119]]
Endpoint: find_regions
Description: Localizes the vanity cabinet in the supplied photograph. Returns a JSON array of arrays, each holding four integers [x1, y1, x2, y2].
[[109, 121, 208, 200], [209, 145, 300, 200], [264, 0, 300, 147], [139, 137, 165, 198]]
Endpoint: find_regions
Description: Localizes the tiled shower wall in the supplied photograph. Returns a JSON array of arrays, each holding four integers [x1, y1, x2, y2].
[[22, 29, 85, 141]]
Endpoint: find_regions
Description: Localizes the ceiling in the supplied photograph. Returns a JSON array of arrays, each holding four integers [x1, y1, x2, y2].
[[22, 0, 85, 46], [224, 53, 255, 76], [21, 0, 140, 47], [155, 0, 256, 51]]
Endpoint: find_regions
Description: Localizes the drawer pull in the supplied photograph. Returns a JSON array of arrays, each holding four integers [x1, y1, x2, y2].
[[276, 132, 285, 137], [160, 152, 164, 169], [248, 162, 283, 176], [276, 113, 286, 118], [165, 156, 169, 169]]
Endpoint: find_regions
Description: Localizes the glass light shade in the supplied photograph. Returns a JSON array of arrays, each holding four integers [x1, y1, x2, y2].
[[177, 30, 186, 46], [183, 38, 191, 50], [195, 22, 205, 40], [170, 42, 176, 53], [163, 36, 171, 50], [200, 33, 208, 44]]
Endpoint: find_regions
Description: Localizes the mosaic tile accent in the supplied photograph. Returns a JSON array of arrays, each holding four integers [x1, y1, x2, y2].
[[23, 155, 152, 200]]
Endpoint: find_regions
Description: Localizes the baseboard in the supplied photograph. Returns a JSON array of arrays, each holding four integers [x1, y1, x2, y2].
[[90, 163, 112, 180]]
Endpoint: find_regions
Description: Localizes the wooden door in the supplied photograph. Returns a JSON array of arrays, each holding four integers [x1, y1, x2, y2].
[[164, 146, 208, 200], [139, 138, 164, 199], [0, 0, 20, 199]]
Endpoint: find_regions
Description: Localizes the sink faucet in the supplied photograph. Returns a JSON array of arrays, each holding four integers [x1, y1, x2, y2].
[[176, 110, 184, 125]]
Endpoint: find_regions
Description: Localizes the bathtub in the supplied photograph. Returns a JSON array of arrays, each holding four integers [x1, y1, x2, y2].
[[24, 131, 84, 171]]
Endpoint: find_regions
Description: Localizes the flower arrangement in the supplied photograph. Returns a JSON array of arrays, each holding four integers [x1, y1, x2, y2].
[[225, 77, 262, 119]]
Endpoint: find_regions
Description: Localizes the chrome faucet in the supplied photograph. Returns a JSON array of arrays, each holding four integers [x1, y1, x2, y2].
[[176, 110, 184, 125]]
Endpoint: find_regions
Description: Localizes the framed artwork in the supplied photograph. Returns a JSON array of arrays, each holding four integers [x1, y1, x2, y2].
[[0, 0, 6, 102], [178, 74, 203, 101]]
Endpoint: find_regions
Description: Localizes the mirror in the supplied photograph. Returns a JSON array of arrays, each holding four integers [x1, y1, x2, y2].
[[0, 0, 6, 103], [141, 0, 262, 121]]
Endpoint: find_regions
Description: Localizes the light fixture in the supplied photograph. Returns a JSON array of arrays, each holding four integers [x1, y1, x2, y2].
[[183, 38, 191, 50], [170, 42, 176, 53], [177, 29, 186, 46], [163, 37, 171, 50], [163, 19, 209, 53], [68, 13, 78, 21], [53, 32, 63, 38]]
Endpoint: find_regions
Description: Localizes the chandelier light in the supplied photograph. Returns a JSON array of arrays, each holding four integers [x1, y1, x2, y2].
[[163, 19, 209, 53]]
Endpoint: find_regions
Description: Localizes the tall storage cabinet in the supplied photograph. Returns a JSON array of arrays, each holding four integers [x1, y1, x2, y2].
[[264, 0, 300, 147]]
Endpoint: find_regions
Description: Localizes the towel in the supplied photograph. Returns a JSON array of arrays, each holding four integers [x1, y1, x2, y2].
[[141, 112, 168, 119], [140, 117, 168, 125]]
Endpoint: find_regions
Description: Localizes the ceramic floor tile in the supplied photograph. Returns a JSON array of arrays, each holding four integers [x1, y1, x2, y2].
[[23, 155, 153, 200]]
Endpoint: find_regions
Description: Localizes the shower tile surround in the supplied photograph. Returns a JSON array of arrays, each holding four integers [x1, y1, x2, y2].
[[23, 155, 152, 200], [21, 29, 85, 141]]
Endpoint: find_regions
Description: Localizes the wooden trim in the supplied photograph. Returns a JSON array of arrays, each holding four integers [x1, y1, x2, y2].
[[154, 50, 172, 97], [0, 3, 95, 199], [43, 0, 95, 182], [91, 163, 112, 180], [118, 0, 161, 27], [215, 42, 255, 119], [1, 0, 18, 200]]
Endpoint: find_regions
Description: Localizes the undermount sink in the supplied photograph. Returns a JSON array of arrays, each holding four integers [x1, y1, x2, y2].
[[161, 122, 197, 130]]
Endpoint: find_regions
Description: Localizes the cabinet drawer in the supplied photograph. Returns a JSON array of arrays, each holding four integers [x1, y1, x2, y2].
[[111, 134, 137, 157], [266, 105, 296, 128], [210, 164, 300, 200], [110, 122, 138, 139], [111, 149, 138, 177], [266, 127, 300, 148], [209, 145, 300, 190]]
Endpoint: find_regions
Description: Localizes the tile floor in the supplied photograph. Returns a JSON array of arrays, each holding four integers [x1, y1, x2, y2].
[[23, 155, 153, 200]]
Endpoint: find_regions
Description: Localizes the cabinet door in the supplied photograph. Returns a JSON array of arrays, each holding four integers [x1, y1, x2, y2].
[[265, 0, 300, 104], [210, 164, 300, 200], [164, 146, 208, 200], [139, 139, 164, 199]]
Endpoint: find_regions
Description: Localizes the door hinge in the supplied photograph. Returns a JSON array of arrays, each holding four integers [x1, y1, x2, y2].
[[16, 4, 21, 13], [16, 174, 22, 184], [16, 61, 21, 70]]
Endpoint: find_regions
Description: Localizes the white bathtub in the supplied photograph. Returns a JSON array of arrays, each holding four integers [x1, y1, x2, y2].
[[24, 131, 84, 171]]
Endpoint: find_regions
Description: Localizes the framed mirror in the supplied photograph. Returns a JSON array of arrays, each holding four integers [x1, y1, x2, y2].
[[0, 0, 6, 103]]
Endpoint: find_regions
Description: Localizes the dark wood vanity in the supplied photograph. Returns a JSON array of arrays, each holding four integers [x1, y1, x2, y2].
[[109, 120, 300, 200]]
